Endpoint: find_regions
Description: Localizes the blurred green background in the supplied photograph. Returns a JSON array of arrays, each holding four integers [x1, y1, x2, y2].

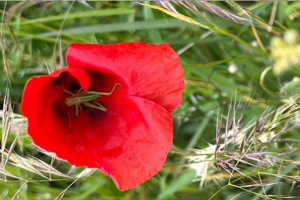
[[1, 1, 300, 200]]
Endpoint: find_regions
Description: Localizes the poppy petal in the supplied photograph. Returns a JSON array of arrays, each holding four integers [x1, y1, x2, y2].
[[83, 95, 173, 190], [24, 89, 172, 190], [66, 42, 184, 112], [21, 68, 95, 166], [22, 42, 184, 191]]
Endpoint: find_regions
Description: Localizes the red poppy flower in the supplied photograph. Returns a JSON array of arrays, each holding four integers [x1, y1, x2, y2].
[[21, 42, 184, 191]]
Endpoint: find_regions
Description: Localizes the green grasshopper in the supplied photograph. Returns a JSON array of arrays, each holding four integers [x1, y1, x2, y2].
[[63, 83, 122, 117]]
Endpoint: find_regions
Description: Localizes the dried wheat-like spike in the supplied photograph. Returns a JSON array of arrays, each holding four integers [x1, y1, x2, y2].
[[188, 94, 300, 191], [196, 2, 252, 25], [1, 85, 12, 168], [155, 1, 252, 25], [153, 1, 282, 35], [3, 150, 72, 179], [156, 0, 177, 13]]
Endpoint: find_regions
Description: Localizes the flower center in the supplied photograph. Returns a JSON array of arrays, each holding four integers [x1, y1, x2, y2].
[[63, 83, 122, 117]]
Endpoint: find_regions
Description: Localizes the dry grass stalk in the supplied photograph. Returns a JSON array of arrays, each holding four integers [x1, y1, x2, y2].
[[187, 96, 300, 198]]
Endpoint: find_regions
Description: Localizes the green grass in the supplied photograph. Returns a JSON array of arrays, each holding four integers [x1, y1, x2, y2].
[[1, 1, 300, 199]]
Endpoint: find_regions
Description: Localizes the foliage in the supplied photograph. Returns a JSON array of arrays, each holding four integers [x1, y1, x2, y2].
[[1, 1, 300, 199]]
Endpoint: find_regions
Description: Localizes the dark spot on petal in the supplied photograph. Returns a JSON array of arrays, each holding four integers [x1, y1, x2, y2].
[[68, 83, 81, 93], [51, 72, 80, 93], [86, 107, 103, 119], [53, 100, 68, 119], [51, 72, 68, 86]]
